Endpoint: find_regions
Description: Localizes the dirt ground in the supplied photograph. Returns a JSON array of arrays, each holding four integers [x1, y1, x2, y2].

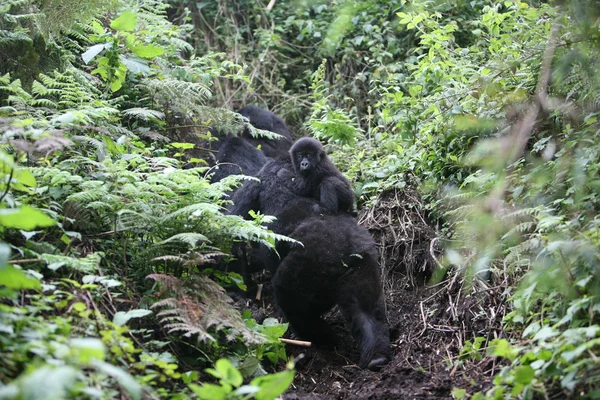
[[236, 189, 498, 399], [240, 269, 491, 400]]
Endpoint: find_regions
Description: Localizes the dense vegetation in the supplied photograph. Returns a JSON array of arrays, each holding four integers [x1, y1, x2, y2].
[[0, 0, 599, 399]]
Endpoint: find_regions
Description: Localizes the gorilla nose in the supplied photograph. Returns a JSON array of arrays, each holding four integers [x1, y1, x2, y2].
[[300, 160, 310, 170]]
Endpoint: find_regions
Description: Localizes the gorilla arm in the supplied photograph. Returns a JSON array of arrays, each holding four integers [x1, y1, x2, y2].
[[319, 176, 356, 214], [228, 180, 261, 219]]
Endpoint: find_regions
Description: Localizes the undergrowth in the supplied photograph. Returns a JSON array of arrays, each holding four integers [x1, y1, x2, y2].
[[1, 0, 600, 399]]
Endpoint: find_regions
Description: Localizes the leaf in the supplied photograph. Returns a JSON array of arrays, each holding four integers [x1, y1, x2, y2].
[[14, 168, 36, 187], [260, 318, 288, 341], [0, 264, 41, 290], [70, 338, 106, 363], [110, 10, 138, 32], [452, 388, 467, 399], [130, 43, 165, 59], [238, 356, 259, 378], [92, 360, 141, 400], [250, 369, 295, 400], [189, 383, 229, 400], [119, 55, 150, 75], [561, 370, 577, 391], [0, 206, 56, 230], [533, 326, 557, 341], [113, 309, 153, 326], [82, 44, 107, 64], [19, 366, 78, 399], [207, 359, 243, 387], [514, 365, 535, 385], [487, 339, 517, 361]]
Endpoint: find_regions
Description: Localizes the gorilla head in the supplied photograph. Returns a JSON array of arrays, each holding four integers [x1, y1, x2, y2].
[[290, 137, 325, 177]]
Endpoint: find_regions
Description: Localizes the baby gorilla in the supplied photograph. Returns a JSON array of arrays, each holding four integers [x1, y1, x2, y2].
[[273, 213, 391, 370], [288, 137, 355, 214]]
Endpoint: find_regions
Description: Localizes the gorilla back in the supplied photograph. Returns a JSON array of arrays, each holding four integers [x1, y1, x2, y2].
[[273, 214, 392, 370], [238, 106, 294, 158], [210, 135, 268, 183]]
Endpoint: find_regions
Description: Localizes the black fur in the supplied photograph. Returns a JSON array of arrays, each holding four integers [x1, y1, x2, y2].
[[289, 137, 355, 214], [273, 214, 392, 370], [229, 156, 391, 369], [210, 135, 268, 183], [238, 106, 294, 158]]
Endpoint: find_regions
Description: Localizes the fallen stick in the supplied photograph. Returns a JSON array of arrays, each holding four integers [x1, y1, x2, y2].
[[255, 284, 263, 301], [280, 338, 311, 347]]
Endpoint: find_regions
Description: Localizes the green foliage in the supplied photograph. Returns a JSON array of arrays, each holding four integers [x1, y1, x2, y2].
[[189, 358, 295, 400], [0, 1, 297, 398]]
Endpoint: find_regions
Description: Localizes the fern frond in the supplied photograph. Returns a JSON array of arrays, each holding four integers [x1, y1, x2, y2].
[[123, 107, 165, 121], [149, 274, 267, 345], [158, 233, 210, 248], [40, 252, 103, 273]]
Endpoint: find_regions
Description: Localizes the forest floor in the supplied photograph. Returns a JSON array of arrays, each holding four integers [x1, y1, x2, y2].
[[239, 269, 494, 400], [234, 188, 500, 399]]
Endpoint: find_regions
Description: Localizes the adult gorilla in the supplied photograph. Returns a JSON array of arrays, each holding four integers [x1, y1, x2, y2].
[[238, 105, 294, 158], [210, 135, 268, 183], [273, 213, 391, 370]]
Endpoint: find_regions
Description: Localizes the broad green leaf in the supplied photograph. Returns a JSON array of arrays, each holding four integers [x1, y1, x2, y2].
[[110, 10, 137, 32], [238, 356, 259, 378], [82, 44, 107, 64], [20, 366, 78, 400], [130, 43, 165, 59], [0, 206, 56, 230], [533, 326, 557, 341], [120, 55, 150, 75], [0, 264, 41, 290], [209, 358, 243, 387], [14, 168, 36, 187], [251, 369, 295, 400], [487, 339, 517, 361], [514, 365, 535, 385], [91, 20, 104, 35], [70, 338, 106, 363], [189, 383, 229, 400], [113, 309, 152, 326], [261, 318, 288, 341]]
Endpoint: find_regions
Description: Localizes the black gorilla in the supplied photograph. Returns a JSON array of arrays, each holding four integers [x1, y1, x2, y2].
[[229, 157, 391, 370], [228, 155, 327, 272], [238, 106, 294, 158], [287, 137, 355, 214], [210, 135, 268, 183], [273, 213, 391, 370]]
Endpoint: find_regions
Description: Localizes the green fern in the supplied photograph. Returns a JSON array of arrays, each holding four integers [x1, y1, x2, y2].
[[149, 274, 267, 345]]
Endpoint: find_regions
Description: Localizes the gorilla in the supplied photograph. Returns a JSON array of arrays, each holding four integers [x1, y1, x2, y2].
[[210, 135, 268, 183], [273, 213, 391, 370], [228, 157, 391, 370], [238, 105, 294, 158], [287, 137, 355, 214], [228, 156, 328, 272]]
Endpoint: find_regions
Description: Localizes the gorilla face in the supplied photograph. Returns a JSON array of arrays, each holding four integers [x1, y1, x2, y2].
[[291, 137, 324, 176]]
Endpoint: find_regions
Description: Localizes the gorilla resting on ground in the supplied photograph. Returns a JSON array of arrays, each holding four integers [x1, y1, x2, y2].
[[228, 157, 391, 370], [238, 105, 294, 158], [286, 137, 355, 214], [210, 135, 268, 183]]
